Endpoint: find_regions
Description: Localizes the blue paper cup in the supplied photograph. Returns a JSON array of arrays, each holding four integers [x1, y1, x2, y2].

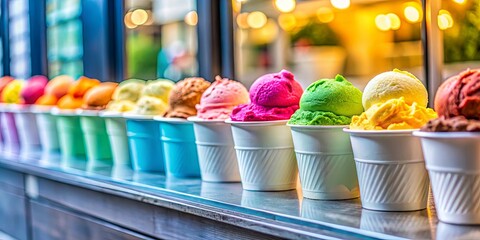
[[155, 117, 200, 178], [125, 114, 164, 172]]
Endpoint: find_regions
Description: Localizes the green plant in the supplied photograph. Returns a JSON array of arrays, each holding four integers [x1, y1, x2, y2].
[[290, 21, 339, 46]]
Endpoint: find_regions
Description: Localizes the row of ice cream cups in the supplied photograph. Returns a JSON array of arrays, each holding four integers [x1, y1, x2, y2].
[[1, 69, 480, 226]]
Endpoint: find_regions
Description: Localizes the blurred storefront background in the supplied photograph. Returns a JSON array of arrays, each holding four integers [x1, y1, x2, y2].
[[0, 0, 479, 91], [232, 0, 480, 89]]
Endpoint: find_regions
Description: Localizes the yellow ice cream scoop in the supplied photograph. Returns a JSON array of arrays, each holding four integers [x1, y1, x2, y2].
[[106, 100, 136, 113], [2, 80, 24, 104], [112, 79, 145, 102], [350, 97, 437, 130], [141, 79, 175, 104], [362, 69, 428, 110], [134, 96, 169, 115]]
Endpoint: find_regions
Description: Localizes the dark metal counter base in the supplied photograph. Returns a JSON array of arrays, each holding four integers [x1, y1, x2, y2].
[[0, 151, 478, 239]]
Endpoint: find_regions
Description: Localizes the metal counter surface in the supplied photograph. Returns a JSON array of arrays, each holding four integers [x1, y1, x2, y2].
[[1, 150, 479, 240]]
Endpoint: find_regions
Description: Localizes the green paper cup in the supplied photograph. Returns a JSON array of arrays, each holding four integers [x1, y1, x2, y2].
[[51, 108, 86, 158], [100, 111, 131, 167], [77, 110, 113, 168]]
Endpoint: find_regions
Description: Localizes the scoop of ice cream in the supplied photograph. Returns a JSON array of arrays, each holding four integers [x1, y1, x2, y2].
[[231, 70, 303, 121], [45, 75, 74, 99], [196, 76, 250, 120], [82, 82, 118, 110], [135, 96, 169, 115], [421, 116, 480, 132], [434, 69, 480, 119], [106, 100, 137, 112], [350, 97, 437, 130], [362, 69, 428, 110], [2, 80, 25, 104], [165, 77, 211, 118], [36, 95, 58, 105], [57, 76, 101, 109], [289, 75, 363, 125], [68, 76, 101, 98], [0, 76, 14, 100], [112, 79, 145, 102], [141, 79, 175, 103], [21, 75, 48, 104], [57, 95, 83, 109]]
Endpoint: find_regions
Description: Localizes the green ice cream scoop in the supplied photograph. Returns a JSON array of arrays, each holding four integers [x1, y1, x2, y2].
[[289, 75, 363, 125]]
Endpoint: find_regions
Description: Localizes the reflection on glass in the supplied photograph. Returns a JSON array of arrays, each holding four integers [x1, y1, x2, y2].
[[124, 0, 198, 81], [46, 0, 84, 78], [442, 0, 480, 78], [233, 0, 424, 89]]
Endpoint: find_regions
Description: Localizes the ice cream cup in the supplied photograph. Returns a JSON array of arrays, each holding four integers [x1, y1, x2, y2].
[[99, 111, 131, 167], [11, 104, 42, 152], [0, 103, 20, 151], [288, 124, 359, 200], [155, 117, 201, 178], [124, 114, 164, 172], [188, 116, 240, 182], [413, 131, 480, 224], [225, 119, 298, 191], [77, 109, 113, 168], [51, 108, 86, 158], [343, 129, 429, 211], [31, 106, 60, 152]]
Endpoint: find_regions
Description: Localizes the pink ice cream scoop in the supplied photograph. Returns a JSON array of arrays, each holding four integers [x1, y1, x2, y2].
[[196, 76, 250, 120], [21, 75, 48, 104], [230, 70, 303, 121]]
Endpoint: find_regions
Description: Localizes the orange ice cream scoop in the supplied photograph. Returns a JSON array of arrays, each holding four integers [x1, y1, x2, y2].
[[57, 95, 83, 109], [45, 75, 74, 99], [82, 82, 118, 110], [68, 76, 100, 98], [35, 95, 58, 105]]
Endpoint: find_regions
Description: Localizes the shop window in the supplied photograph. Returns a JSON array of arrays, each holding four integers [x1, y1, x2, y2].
[[232, 0, 425, 89], [46, 0, 83, 78], [124, 0, 198, 81], [9, 0, 31, 79]]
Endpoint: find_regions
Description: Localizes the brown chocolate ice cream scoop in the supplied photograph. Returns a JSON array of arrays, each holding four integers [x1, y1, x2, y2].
[[164, 77, 211, 118], [421, 116, 480, 132]]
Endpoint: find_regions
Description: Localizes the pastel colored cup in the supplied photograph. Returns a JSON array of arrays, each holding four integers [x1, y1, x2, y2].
[[226, 120, 298, 191], [12, 106, 42, 152], [52, 109, 86, 158], [156, 117, 201, 178], [101, 112, 131, 166], [189, 117, 241, 182], [32, 106, 60, 152], [345, 129, 429, 212], [289, 124, 359, 200], [79, 112, 113, 167], [0, 105, 20, 151], [125, 115, 164, 172]]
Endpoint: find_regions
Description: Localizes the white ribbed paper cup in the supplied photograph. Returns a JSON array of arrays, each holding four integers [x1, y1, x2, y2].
[[32, 106, 60, 152], [344, 129, 429, 211], [11, 105, 42, 152], [414, 131, 480, 224], [226, 119, 297, 191], [188, 117, 240, 182], [289, 124, 359, 200]]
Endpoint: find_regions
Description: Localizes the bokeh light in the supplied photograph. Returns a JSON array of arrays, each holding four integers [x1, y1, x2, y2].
[[278, 13, 297, 31], [236, 12, 250, 29], [375, 14, 391, 31], [275, 0, 296, 13], [438, 10, 454, 30], [131, 9, 149, 25], [404, 6, 420, 23], [316, 7, 334, 23], [331, 0, 350, 10], [184, 11, 198, 26], [247, 11, 267, 29], [387, 13, 401, 30]]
